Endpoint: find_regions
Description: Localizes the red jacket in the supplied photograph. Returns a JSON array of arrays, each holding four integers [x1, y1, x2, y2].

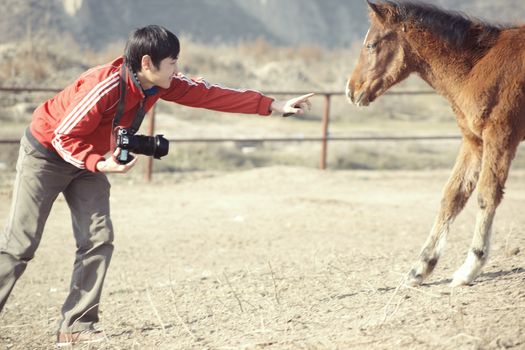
[[30, 56, 274, 172]]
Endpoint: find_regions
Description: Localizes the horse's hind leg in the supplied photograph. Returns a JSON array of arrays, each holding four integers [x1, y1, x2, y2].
[[451, 132, 518, 286], [408, 137, 482, 286]]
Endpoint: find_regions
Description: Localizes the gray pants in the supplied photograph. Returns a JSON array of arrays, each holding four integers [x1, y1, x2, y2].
[[0, 133, 114, 332]]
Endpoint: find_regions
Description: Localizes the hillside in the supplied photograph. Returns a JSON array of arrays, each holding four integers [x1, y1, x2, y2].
[[0, 0, 523, 50]]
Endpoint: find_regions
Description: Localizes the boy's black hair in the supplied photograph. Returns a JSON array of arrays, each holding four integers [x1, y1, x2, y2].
[[124, 25, 180, 73]]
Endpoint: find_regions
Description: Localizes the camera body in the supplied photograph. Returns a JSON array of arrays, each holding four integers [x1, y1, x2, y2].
[[115, 128, 169, 164]]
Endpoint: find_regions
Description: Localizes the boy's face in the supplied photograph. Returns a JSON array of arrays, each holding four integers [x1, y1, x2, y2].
[[140, 56, 179, 89]]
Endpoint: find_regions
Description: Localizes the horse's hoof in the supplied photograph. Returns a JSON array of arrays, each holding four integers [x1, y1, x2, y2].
[[450, 269, 473, 287], [407, 269, 424, 286], [450, 277, 469, 287]]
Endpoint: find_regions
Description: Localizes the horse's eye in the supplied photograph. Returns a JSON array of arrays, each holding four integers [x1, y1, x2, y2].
[[366, 42, 378, 50]]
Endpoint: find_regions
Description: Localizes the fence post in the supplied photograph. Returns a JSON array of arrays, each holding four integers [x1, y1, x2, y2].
[[145, 105, 156, 182], [320, 94, 331, 170]]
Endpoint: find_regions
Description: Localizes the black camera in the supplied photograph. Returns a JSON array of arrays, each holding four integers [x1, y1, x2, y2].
[[115, 128, 169, 164]]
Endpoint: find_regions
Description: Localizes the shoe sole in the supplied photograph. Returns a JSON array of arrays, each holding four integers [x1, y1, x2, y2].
[[56, 337, 106, 347]]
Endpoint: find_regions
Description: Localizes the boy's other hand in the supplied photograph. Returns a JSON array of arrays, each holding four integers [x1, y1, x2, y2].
[[271, 93, 315, 117], [96, 148, 138, 173]]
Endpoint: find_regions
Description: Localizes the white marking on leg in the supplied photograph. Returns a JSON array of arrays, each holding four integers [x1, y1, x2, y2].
[[451, 210, 494, 286], [435, 228, 449, 258], [421, 218, 451, 261], [408, 219, 450, 285], [451, 250, 482, 286]]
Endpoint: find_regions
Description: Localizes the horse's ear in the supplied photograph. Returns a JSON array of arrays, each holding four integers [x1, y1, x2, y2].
[[367, 0, 385, 20], [367, 0, 399, 24]]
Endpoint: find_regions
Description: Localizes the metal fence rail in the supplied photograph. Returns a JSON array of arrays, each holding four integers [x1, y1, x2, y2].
[[0, 86, 455, 181]]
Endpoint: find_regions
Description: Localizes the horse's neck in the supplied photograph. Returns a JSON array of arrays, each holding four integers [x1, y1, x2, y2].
[[409, 38, 472, 99]]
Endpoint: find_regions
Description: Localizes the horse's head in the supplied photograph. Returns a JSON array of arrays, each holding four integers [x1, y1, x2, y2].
[[347, 1, 415, 106]]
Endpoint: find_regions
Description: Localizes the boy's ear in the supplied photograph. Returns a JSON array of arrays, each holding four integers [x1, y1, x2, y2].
[[141, 55, 153, 71]]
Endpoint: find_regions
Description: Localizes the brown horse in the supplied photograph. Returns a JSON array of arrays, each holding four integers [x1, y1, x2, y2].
[[347, 0, 525, 286]]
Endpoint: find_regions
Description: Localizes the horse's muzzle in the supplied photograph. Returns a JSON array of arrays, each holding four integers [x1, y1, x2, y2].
[[354, 91, 370, 107], [346, 86, 369, 107]]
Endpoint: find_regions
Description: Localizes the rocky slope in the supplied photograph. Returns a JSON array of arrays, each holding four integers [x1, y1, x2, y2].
[[1, 0, 523, 50]]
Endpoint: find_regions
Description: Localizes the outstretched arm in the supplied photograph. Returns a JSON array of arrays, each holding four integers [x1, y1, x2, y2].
[[162, 74, 314, 117]]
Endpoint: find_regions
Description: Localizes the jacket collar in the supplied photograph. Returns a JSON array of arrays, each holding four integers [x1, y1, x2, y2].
[[116, 56, 145, 100]]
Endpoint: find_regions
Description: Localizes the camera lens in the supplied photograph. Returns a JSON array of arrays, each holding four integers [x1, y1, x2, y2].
[[153, 135, 169, 159], [116, 131, 169, 160]]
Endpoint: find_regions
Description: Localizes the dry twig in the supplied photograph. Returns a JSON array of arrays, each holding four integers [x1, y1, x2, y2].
[[167, 276, 197, 341], [224, 272, 244, 313], [146, 288, 166, 334], [381, 274, 409, 324], [268, 262, 281, 305]]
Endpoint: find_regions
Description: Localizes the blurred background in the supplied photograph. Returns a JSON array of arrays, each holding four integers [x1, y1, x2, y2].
[[1, 0, 525, 180]]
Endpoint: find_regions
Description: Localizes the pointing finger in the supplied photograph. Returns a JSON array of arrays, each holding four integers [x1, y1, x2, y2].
[[296, 93, 315, 102]]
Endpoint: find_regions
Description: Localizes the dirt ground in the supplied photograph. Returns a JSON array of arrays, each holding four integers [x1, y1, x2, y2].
[[0, 166, 523, 349]]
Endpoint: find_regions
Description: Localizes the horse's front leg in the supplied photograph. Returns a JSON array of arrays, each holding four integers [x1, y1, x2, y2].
[[450, 134, 518, 286], [408, 138, 482, 286]]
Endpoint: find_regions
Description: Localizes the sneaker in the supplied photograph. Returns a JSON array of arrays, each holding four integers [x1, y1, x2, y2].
[[56, 329, 107, 347]]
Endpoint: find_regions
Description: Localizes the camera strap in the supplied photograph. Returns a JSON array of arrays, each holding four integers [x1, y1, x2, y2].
[[112, 63, 127, 130], [112, 60, 147, 135], [131, 107, 147, 134]]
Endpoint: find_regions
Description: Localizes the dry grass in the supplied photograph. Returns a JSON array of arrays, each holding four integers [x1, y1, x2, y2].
[[1, 167, 524, 349]]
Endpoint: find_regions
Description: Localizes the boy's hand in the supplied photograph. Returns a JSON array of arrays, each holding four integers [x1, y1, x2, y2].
[[271, 93, 315, 117], [96, 148, 138, 173]]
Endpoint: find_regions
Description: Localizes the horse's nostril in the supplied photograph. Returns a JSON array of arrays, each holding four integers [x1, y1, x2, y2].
[[356, 92, 365, 104]]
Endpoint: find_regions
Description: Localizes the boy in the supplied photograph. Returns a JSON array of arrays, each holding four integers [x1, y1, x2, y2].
[[0, 25, 313, 346]]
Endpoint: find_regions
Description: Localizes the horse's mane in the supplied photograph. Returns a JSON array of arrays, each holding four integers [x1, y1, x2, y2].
[[383, 0, 513, 48]]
